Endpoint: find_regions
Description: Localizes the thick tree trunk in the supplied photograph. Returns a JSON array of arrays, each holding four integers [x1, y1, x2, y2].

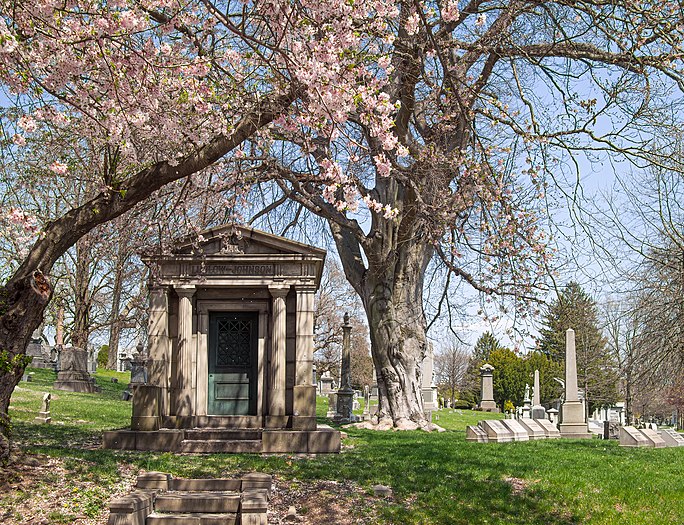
[[72, 237, 92, 349], [0, 271, 51, 463], [107, 252, 125, 370]]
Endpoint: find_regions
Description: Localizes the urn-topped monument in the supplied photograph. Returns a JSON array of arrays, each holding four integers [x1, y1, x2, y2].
[[104, 224, 340, 453]]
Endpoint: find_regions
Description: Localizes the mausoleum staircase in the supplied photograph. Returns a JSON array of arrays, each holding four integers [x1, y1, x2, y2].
[[179, 429, 263, 454], [107, 472, 271, 525]]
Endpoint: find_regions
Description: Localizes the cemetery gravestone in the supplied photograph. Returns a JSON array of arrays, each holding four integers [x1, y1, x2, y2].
[[320, 372, 334, 395], [660, 429, 684, 447], [619, 426, 650, 447], [531, 369, 546, 419], [53, 347, 99, 393], [466, 425, 489, 443], [501, 419, 530, 441], [35, 392, 51, 424], [534, 419, 561, 438], [639, 428, 667, 448], [478, 364, 498, 412], [559, 329, 592, 438], [480, 420, 514, 443], [517, 419, 547, 440]]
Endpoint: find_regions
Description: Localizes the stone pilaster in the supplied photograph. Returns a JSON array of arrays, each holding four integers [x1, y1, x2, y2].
[[293, 287, 316, 429], [267, 286, 289, 427], [560, 328, 592, 438], [148, 286, 170, 417], [175, 285, 195, 418]]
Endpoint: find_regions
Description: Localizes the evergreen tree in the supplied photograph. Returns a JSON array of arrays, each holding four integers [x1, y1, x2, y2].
[[461, 332, 506, 407], [538, 282, 619, 413]]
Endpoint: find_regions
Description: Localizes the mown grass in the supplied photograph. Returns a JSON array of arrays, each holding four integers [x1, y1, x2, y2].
[[5, 368, 684, 524]]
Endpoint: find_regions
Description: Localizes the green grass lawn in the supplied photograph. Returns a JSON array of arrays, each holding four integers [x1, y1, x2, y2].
[[4, 368, 684, 524]]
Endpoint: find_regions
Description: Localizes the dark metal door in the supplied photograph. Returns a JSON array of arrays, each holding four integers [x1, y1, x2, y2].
[[208, 312, 258, 415]]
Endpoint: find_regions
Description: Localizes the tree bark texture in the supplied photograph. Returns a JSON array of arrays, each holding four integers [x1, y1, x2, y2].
[[331, 180, 435, 428]]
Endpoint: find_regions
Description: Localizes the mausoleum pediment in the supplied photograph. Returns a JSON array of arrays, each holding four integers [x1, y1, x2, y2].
[[143, 224, 326, 288], [169, 224, 326, 258]]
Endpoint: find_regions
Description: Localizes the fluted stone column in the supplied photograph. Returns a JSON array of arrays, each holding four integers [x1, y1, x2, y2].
[[267, 286, 289, 427], [293, 287, 316, 429], [478, 363, 498, 412], [175, 285, 195, 418], [560, 328, 591, 438]]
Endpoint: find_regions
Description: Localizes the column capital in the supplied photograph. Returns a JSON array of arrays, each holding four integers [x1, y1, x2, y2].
[[174, 285, 196, 298], [294, 284, 318, 293], [268, 285, 290, 298]]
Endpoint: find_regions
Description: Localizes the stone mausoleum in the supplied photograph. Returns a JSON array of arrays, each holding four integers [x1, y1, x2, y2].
[[104, 224, 340, 453]]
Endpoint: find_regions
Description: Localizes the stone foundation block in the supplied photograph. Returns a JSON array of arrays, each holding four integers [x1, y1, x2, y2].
[[136, 472, 171, 491]]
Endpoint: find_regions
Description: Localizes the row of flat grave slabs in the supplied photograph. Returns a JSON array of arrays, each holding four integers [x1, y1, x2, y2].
[[620, 426, 684, 448], [466, 419, 561, 443]]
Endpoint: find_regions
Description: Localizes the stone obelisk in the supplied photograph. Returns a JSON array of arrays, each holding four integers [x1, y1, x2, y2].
[[478, 364, 498, 412], [531, 369, 547, 419], [559, 329, 592, 438]]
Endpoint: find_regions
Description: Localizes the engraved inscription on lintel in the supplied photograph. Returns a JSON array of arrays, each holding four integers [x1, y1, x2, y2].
[[189, 264, 275, 276]]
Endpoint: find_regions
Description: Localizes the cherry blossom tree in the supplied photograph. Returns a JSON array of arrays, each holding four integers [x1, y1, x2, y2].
[[0, 0, 683, 459]]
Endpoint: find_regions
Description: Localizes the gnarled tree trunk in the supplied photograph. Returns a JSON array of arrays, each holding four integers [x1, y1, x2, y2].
[[363, 245, 433, 428], [0, 271, 51, 462]]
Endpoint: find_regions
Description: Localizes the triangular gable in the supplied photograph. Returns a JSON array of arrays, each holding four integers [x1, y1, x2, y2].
[[171, 224, 327, 257]]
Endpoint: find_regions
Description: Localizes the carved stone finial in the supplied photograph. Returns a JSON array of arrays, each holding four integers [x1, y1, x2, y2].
[[343, 312, 350, 325]]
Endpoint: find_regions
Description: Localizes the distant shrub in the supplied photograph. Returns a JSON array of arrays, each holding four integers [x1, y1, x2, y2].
[[97, 345, 109, 369]]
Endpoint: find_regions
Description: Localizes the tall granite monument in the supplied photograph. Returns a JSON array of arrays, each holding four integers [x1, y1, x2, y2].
[[478, 363, 498, 412], [559, 329, 592, 438]]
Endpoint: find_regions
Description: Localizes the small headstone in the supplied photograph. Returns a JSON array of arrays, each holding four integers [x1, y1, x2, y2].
[[534, 418, 561, 439], [517, 419, 547, 440], [639, 428, 666, 448], [122, 390, 132, 401], [619, 426, 650, 447], [547, 408, 558, 424], [372, 485, 393, 498], [660, 429, 684, 447], [480, 420, 514, 443], [35, 392, 51, 424], [466, 425, 489, 443], [501, 419, 530, 441]]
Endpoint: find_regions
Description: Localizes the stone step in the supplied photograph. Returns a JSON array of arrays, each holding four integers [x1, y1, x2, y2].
[[184, 429, 262, 441], [179, 439, 263, 454], [154, 492, 240, 514], [146, 512, 237, 525], [169, 478, 242, 492]]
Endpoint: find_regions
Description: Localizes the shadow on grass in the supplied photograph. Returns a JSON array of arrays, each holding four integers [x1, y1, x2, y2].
[[16, 422, 581, 525]]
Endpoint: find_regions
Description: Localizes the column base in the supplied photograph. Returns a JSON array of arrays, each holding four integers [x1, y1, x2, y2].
[[264, 415, 291, 429]]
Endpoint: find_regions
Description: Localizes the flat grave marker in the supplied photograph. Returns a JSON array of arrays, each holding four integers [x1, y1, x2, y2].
[[660, 429, 684, 448], [466, 425, 489, 443], [480, 420, 514, 443], [517, 418, 547, 440], [639, 428, 666, 448], [534, 418, 561, 439], [619, 426, 650, 448], [501, 419, 530, 441]]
